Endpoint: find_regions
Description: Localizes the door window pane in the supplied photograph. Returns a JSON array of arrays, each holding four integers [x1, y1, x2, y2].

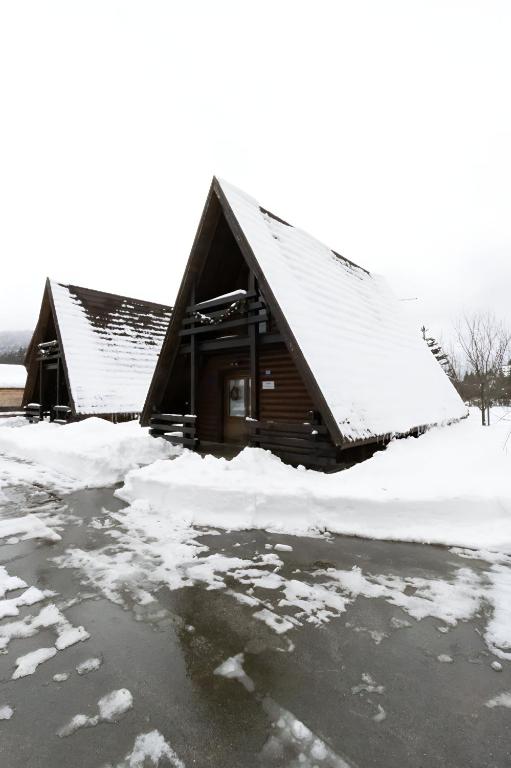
[[229, 378, 246, 417]]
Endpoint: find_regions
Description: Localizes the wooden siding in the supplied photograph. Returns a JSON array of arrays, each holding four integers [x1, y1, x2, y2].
[[197, 352, 249, 442], [0, 388, 24, 407], [196, 343, 315, 443], [259, 345, 315, 423]]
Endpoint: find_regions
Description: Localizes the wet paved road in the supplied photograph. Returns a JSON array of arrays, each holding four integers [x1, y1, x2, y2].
[[0, 478, 510, 767]]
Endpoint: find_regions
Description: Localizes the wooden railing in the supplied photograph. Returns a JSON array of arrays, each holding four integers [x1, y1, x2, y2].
[[37, 340, 60, 361], [179, 291, 268, 338], [149, 413, 197, 449], [248, 420, 337, 468]]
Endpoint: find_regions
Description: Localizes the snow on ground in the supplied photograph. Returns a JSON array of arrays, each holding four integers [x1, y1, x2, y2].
[[105, 729, 185, 768], [53, 497, 511, 661], [76, 656, 102, 675], [0, 704, 14, 720], [0, 417, 176, 491], [214, 651, 351, 767], [485, 691, 511, 709], [118, 408, 511, 553], [0, 584, 56, 620], [53, 672, 70, 682], [57, 688, 133, 737], [214, 652, 255, 692], [0, 594, 91, 678], [12, 647, 57, 679], [0, 513, 61, 543]]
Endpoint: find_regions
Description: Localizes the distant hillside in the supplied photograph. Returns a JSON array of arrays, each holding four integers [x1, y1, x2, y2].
[[0, 330, 32, 364]]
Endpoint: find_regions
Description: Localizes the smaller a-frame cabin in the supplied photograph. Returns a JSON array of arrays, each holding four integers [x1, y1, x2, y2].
[[24, 279, 172, 423], [142, 178, 466, 470]]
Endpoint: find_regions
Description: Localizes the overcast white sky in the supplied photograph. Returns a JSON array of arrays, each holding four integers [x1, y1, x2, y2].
[[1, 1, 510, 342]]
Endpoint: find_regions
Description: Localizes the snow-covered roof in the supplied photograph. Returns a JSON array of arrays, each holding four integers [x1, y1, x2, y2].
[[218, 179, 467, 442], [0, 364, 26, 389], [50, 281, 172, 415]]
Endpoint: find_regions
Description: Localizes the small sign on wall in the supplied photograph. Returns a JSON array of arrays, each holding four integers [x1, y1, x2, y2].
[[262, 381, 275, 390]]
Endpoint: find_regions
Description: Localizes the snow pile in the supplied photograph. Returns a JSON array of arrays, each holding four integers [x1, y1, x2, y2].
[[0, 364, 26, 389], [219, 179, 466, 440], [0, 417, 176, 490], [118, 409, 511, 552]]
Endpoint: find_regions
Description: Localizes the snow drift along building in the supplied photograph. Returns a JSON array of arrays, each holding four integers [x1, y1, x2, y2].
[[24, 279, 172, 422], [141, 177, 467, 469]]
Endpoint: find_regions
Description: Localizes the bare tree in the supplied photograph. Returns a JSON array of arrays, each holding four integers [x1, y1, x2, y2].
[[456, 313, 511, 425]]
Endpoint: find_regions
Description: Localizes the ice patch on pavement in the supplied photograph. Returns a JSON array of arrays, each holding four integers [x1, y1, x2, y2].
[[58, 689, 133, 737]]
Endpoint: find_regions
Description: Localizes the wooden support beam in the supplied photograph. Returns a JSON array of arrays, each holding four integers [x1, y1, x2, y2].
[[39, 359, 42, 414], [178, 312, 267, 337], [249, 271, 258, 421], [179, 332, 283, 355], [190, 282, 197, 416]]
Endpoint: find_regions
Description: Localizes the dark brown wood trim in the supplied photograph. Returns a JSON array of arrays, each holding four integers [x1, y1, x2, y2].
[[212, 179, 344, 446], [141, 181, 222, 424], [46, 278, 77, 416]]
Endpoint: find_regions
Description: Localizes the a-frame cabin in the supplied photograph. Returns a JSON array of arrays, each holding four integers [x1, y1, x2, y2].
[[24, 279, 172, 423], [142, 178, 466, 470]]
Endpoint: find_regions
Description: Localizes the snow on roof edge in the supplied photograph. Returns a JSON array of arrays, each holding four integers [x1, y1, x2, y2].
[[0, 364, 27, 389], [216, 178, 467, 443]]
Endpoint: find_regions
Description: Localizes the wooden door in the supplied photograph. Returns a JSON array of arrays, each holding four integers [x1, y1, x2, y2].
[[223, 374, 250, 444]]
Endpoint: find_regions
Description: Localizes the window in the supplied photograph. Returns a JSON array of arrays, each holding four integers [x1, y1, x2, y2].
[[228, 378, 246, 417]]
